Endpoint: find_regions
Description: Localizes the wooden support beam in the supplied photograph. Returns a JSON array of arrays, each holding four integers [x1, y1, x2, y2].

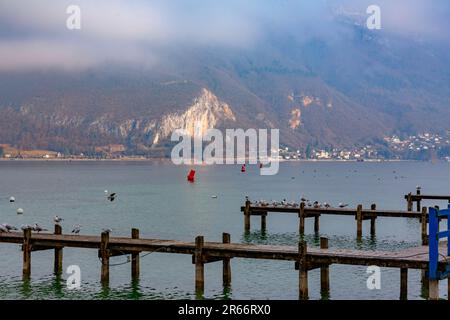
[[370, 204, 377, 237], [222, 233, 231, 288], [100, 231, 110, 285], [299, 202, 305, 235], [429, 279, 439, 300], [421, 207, 428, 246], [314, 215, 320, 234], [320, 237, 330, 298], [298, 241, 308, 300], [448, 278, 450, 301], [54, 225, 63, 275], [244, 200, 251, 232], [22, 228, 31, 280], [131, 228, 140, 280], [416, 188, 421, 212], [195, 236, 205, 297], [407, 193, 413, 211], [356, 205, 363, 239], [261, 213, 267, 231], [400, 268, 408, 300]]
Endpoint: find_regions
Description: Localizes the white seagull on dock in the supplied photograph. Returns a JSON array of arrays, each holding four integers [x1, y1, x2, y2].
[[33, 223, 48, 233], [72, 225, 81, 234], [0, 224, 9, 233], [338, 203, 349, 208], [1, 223, 17, 231], [54, 216, 64, 224]]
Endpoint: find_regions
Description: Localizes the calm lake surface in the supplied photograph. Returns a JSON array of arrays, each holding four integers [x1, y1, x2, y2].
[[1, 160, 450, 300]]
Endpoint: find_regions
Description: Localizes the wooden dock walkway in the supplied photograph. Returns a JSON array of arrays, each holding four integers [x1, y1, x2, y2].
[[0, 229, 448, 299], [405, 187, 450, 212], [241, 200, 432, 244]]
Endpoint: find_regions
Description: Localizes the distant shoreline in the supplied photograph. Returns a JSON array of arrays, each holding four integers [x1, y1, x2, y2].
[[0, 158, 426, 163]]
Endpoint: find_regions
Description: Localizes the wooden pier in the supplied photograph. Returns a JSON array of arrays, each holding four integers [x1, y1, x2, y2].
[[241, 200, 432, 244], [405, 187, 450, 212], [0, 227, 449, 300]]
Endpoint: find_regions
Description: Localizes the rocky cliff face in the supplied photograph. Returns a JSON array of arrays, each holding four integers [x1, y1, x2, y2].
[[152, 88, 236, 145], [0, 85, 237, 154]]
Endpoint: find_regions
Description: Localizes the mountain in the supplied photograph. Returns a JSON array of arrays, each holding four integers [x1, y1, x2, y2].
[[0, 13, 449, 156]]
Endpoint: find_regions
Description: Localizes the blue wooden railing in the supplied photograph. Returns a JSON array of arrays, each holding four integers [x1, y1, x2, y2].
[[428, 205, 450, 280]]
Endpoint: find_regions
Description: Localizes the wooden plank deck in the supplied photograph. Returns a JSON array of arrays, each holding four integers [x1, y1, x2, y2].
[[241, 205, 425, 218], [0, 231, 446, 270]]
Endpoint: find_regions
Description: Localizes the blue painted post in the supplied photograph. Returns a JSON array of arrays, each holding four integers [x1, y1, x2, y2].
[[447, 204, 450, 257], [428, 207, 440, 299], [429, 207, 439, 281]]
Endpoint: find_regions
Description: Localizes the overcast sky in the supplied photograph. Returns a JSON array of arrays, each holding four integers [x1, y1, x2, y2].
[[0, 0, 448, 71]]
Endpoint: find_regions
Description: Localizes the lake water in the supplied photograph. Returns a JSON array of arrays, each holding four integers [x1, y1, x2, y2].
[[1, 160, 450, 300]]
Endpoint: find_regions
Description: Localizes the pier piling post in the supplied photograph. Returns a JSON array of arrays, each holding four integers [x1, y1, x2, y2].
[[407, 193, 413, 211], [100, 231, 110, 285], [370, 204, 377, 237], [448, 278, 450, 300], [195, 236, 205, 297], [429, 279, 439, 300], [299, 202, 306, 235], [54, 225, 63, 275], [320, 237, 330, 298], [400, 268, 408, 300], [421, 207, 428, 246], [222, 233, 231, 288], [22, 228, 32, 280], [314, 215, 320, 234], [416, 187, 421, 212], [131, 228, 140, 280], [244, 200, 251, 233], [356, 205, 363, 239], [298, 241, 308, 300], [261, 213, 267, 231]]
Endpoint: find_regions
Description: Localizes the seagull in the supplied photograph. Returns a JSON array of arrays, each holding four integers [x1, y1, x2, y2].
[[324, 203, 331, 209], [0, 224, 9, 233], [72, 225, 81, 234], [301, 197, 308, 202], [33, 223, 48, 233], [102, 228, 113, 233], [1, 223, 17, 231], [107, 193, 117, 202], [54, 216, 64, 224], [9, 196, 15, 203], [20, 224, 32, 231], [339, 203, 349, 208]]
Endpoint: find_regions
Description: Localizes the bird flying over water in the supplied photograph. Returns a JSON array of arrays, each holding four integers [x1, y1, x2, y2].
[[107, 193, 117, 202]]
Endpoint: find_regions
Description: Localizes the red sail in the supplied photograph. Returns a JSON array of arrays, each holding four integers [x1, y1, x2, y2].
[[187, 169, 196, 182], [241, 164, 246, 172]]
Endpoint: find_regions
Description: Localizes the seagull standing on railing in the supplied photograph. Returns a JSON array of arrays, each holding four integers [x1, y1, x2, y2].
[[33, 223, 47, 233], [54, 216, 64, 225], [339, 203, 349, 208], [72, 225, 81, 234], [0, 224, 9, 233], [1, 223, 17, 231]]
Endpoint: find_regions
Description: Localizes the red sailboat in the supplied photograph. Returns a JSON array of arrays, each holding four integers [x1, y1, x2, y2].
[[187, 169, 196, 182], [241, 164, 246, 172]]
